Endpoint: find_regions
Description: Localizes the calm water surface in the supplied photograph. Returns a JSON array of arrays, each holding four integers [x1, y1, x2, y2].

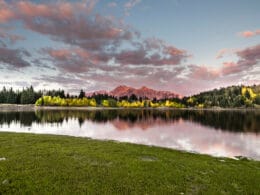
[[0, 109, 259, 160]]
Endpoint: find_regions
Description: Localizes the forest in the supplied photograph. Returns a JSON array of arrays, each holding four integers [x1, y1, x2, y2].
[[0, 85, 260, 108], [183, 85, 260, 108]]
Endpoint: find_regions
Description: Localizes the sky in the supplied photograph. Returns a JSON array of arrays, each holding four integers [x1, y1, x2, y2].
[[0, 0, 259, 95]]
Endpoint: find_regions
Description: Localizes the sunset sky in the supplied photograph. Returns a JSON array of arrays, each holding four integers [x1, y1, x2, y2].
[[0, 0, 259, 95]]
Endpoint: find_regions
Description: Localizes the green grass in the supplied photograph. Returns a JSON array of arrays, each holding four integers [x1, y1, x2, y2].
[[0, 133, 259, 194]]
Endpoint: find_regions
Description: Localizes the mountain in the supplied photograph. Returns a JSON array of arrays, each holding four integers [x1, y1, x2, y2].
[[86, 85, 180, 100]]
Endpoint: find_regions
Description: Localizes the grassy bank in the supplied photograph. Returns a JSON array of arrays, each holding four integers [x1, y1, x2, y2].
[[0, 133, 259, 194]]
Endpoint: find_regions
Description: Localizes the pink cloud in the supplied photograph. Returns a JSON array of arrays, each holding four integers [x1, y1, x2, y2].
[[216, 48, 229, 59], [0, 1, 14, 22], [16, 1, 96, 19], [239, 29, 260, 38], [236, 44, 260, 61], [219, 44, 260, 76], [17, 1, 52, 17], [188, 44, 260, 80], [190, 65, 220, 80], [221, 62, 239, 75], [114, 39, 188, 66], [0, 0, 128, 51], [44, 47, 113, 73], [47, 49, 73, 60], [216, 48, 238, 59], [0, 0, 188, 70], [0, 9, 14, 22]]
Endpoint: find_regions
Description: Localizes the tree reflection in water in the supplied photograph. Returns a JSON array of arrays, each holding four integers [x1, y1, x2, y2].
[[0, 109, 259, 133]]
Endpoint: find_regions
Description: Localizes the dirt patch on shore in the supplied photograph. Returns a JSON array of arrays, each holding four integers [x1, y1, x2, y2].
[[0, 104, 35, 112]]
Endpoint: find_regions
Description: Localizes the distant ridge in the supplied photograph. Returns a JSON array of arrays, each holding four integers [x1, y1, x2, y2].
[[86, 85, 180, 100]]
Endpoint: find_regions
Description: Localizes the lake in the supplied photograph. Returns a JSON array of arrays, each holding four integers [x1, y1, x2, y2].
[[0, 109, 259, 160]]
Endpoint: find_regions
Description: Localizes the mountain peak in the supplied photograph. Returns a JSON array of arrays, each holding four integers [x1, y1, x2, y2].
[[139, 86, 150, 90], [111, 85, 133, 94], [114, 85, 131, 90], [86, 85, 180, 99]]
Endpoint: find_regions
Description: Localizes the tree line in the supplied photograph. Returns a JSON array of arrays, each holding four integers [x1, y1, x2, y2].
[[35, 95, 185, 108], [183, 85, 260, 108], [0, 86, 66, 104], [1, 84, 260, 108], [35, 85, 260, 108], [0, 86, 40, 104]]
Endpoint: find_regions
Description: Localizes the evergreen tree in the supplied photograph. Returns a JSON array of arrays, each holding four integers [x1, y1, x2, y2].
[[78, 89, 85, 99], [245, 90, 251, 99]]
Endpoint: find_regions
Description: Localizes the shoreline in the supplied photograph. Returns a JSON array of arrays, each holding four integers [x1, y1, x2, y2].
[[0, 131, 257, 161], [0, 104, 259, 112]]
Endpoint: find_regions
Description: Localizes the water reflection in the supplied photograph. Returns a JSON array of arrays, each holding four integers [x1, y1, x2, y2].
[[0, 109, 259, 159], [1, 110, 259, 133]]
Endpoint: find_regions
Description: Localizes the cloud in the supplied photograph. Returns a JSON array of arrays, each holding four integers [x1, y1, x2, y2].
[[221, 62, 240, 75], [15, 0, 97, 18], [216, 48, 229, 59], [124, 0, 142, 15], [125, 0, 142, 9], [114, 41, 188, 66], [44, 47, 112, 73], [32, 74, 91, 93], [189, 65, 220, 80], [1, 0, 131, 51], [108, 2, 117, 8], [187, 44, 260, 81], [114, 37, 188, 67], [0, 40, 6, 47], [236, 44, 260, 62], [219, 44, 260, 76], [0, 0, 15, 22], [216, 48, 238, 59], [239, 29, 260, 38], [34, 74, 86, 86], [0, 0, 188, 72], [0, 29, 25, 44], [0, 47, 31, 68], [43, 38, 188, 75], [33, 62, 189, 95]]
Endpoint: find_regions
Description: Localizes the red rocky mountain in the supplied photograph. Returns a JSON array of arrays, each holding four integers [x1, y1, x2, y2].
[[86, 85, 181, 100]]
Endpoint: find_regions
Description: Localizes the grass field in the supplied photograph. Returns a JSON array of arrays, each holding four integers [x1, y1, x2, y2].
[[0, 132, 259, 194]]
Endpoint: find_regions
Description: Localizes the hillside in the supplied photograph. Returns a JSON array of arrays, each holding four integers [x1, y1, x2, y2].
[[184, 84, 260, 108]]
